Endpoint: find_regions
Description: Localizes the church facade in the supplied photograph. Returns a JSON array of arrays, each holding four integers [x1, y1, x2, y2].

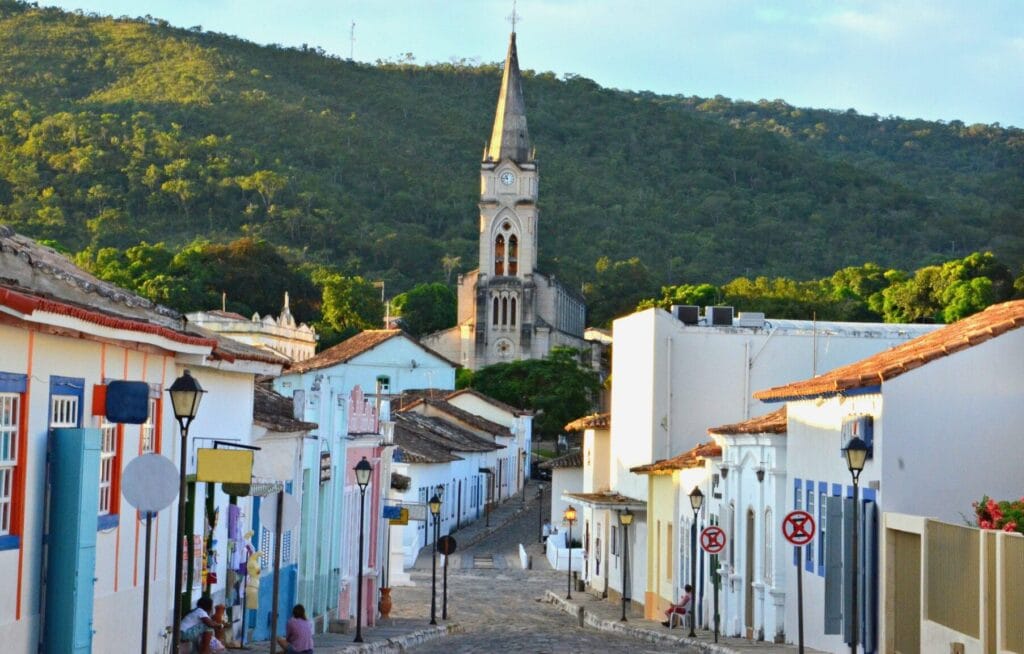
[[422, 33, 590, 370]]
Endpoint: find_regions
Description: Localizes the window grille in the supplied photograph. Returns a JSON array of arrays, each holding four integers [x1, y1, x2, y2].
[[99, 421, 117, 514], [0, 393, 19, 535]]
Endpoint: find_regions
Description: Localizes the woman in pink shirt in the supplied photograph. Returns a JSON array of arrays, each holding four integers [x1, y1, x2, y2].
[[276, 604, 314, 654]]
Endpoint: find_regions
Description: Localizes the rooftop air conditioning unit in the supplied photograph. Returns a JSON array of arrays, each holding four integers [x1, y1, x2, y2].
[[706, 306, 735, 326], [735, 312, 766, 328], [671, 305, 700, 325]]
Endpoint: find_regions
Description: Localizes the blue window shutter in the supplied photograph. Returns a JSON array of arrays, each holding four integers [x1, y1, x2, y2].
[[805, 480, 815, 572], [818, 481, 827, 576], [842, 496, 854, 643], [824, 495, 844, 634]]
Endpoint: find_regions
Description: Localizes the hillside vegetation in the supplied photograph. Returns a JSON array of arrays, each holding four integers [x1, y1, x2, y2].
[[0, 2, 1022, 323]]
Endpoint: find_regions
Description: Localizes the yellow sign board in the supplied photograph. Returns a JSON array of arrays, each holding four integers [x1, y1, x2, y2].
[[389, 507, 409, 526], [196, 449, 254, 484]]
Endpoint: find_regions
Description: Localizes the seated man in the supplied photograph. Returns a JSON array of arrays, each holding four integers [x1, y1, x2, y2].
[[662, 584, 693, 628]]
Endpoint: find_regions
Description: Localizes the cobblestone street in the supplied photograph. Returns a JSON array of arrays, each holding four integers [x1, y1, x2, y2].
[[387, 490, 700, 653]]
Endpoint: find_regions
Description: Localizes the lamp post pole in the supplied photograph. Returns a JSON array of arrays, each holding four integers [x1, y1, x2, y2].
[[845, 437, 868, 654], [167, 370, 205, 654], [353, 458, 372, 643], [620, 509, 633, 621], [428, 494, 441, 625], [521, 450, 527, 508], [537, 484, 545, 543], [564, 506, 577, 600], [689, 486, 704, 639]]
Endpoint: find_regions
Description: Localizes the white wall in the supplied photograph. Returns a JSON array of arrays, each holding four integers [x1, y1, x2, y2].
[[550, 467, 583, 528]]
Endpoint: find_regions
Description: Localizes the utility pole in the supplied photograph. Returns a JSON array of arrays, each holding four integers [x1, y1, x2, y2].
[[350, 21, 355, 60]]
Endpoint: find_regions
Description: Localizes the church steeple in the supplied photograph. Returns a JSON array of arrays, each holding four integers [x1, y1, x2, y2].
[[486, 33, 531, 163]]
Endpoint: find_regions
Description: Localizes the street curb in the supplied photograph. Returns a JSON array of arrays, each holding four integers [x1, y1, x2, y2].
[[543, 591, 737, 654], [328, 624, 461, 653]]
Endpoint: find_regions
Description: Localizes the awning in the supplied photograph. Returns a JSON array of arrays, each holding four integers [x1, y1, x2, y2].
[[563, 491, 646, 512]]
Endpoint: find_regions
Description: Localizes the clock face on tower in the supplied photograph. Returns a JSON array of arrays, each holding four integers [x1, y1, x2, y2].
[[499, 170, 516, 186]]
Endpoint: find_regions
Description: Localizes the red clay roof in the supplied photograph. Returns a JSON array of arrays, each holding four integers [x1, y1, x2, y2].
[[445, 388, 531, 415], [400, 398, 514, 437], [564, 412, 610, 432], [631, 441, 722, 475], [755, 300, 1024, 401], [288, 330, 402, 373], [564, 491, 645, 509], [539, 449, 582, 469], [708, 407, 787, 436]]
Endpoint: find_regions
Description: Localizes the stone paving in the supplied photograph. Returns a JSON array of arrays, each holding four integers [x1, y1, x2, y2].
[[247, 485, 824, 653]]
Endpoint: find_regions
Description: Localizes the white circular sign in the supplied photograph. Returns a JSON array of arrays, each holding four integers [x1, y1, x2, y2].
[[122, 454, 179, 513], [259, 492, 301, 532]]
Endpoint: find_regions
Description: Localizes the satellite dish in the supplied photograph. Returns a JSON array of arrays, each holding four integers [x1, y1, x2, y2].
[[259, 492, 300, 532], [122, 454, 179, 513]]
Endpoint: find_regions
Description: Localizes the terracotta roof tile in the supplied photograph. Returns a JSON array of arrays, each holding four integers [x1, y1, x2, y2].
[[253, 384, 317, 432], [631, 441, 722, 475], [563, 491, 645, 509], [539, 449, 582, 469], [287, 330, 402, 373], [445, 388, 532, 415], [564, 412, 610, 432], [708, 407, 787, 436], [399, 398, 513, 437], [755, 301, 1024, 401]]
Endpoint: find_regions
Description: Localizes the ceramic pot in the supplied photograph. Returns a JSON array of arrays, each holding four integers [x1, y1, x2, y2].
[[379, 587, 393, 618]]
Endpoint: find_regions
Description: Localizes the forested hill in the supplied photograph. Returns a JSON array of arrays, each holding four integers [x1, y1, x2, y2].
[[1, 1, 1022, 297]]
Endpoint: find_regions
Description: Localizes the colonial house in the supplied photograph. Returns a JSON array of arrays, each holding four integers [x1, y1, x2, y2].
[[187, 292, 318, 363], [272, 329, 456, 631], [388, 411, 503, 567], [445, 388, 533, 487], [598, 305, 935, 619], [630, 441, 722, 622], [707, 408, 788, 642], [753, 300, 1024, 654], [0, 226, 285, 652]]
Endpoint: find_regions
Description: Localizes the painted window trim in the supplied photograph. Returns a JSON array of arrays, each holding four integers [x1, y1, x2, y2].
[[0, 381, 27, 541], [805, 479, 815, 572], [817, 481, 827, 577], [97, 513, 120, 530]]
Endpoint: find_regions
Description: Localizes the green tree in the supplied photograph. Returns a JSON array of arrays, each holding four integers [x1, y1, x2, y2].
[[464, 347, 601, 439], [583, 256, 656, 326], [313, 270, 383, 346], [390, 282, 456, 337]]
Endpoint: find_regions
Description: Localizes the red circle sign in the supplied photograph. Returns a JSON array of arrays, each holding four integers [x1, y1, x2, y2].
[[700, 526, 727, 554], [782, 510, 816, 546]]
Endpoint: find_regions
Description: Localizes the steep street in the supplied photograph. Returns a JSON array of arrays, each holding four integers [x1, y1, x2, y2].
[[387, 492, 699, 653]]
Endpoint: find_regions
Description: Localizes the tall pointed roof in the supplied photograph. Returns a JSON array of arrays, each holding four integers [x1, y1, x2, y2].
[[486, 32, 531, 163]]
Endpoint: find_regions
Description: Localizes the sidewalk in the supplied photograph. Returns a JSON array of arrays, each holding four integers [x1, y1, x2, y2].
[[543, 589, 827, 654]]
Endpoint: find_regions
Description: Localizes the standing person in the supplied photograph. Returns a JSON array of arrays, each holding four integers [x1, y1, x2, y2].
[[276, 604, 314, 654], [181, 596, 225, 652], [662, 584, 693, 628]]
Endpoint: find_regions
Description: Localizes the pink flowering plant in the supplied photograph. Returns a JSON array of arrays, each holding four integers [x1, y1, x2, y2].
[[973, 496, 1024, 534]]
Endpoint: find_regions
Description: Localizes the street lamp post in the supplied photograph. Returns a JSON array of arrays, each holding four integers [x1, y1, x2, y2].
[[353, 457, 372, 643], [168, 370, 205, 654], [437, 483, 449, 621], [689, 486, 704, 638], [619, 509, 634, 621], [428, 494, 441, 625], [521, 449, 527, 507], [845, 437, 868, 654], [564, 506, 577, 599], [537, 484, 545, 543]]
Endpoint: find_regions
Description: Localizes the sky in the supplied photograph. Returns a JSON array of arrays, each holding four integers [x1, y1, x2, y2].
[[43, 0, 1024, 128]]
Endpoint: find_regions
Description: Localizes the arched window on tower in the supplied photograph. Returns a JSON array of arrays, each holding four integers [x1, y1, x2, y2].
[[494, 235, 505, 276], [492, 296, 499, 325], [508, 235, 518, 275], [501, 297, 508, 325], [510, 297, 517, 326]]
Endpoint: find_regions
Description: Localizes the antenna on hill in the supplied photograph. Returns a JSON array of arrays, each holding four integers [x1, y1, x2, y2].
[[350, 20, 356, 60], [507, 0, 521, 33]]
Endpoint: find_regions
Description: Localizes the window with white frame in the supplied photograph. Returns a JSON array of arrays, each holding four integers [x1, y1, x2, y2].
[[99, 420, 118, 515], [141, 397, 159, 453], [805, 485, 815, 566], [50, 394, 79, 428], [0, 393, 21, 536]]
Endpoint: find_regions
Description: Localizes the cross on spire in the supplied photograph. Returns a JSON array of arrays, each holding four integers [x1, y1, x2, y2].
[[506, 0, 521, 33]]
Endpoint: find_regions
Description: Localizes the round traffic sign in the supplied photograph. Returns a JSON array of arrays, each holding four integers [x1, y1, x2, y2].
[[782, 510, 816, 546], [121, 453, 179, 514], [437, 535, 457, 556], [700, 525, 727, 554]]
